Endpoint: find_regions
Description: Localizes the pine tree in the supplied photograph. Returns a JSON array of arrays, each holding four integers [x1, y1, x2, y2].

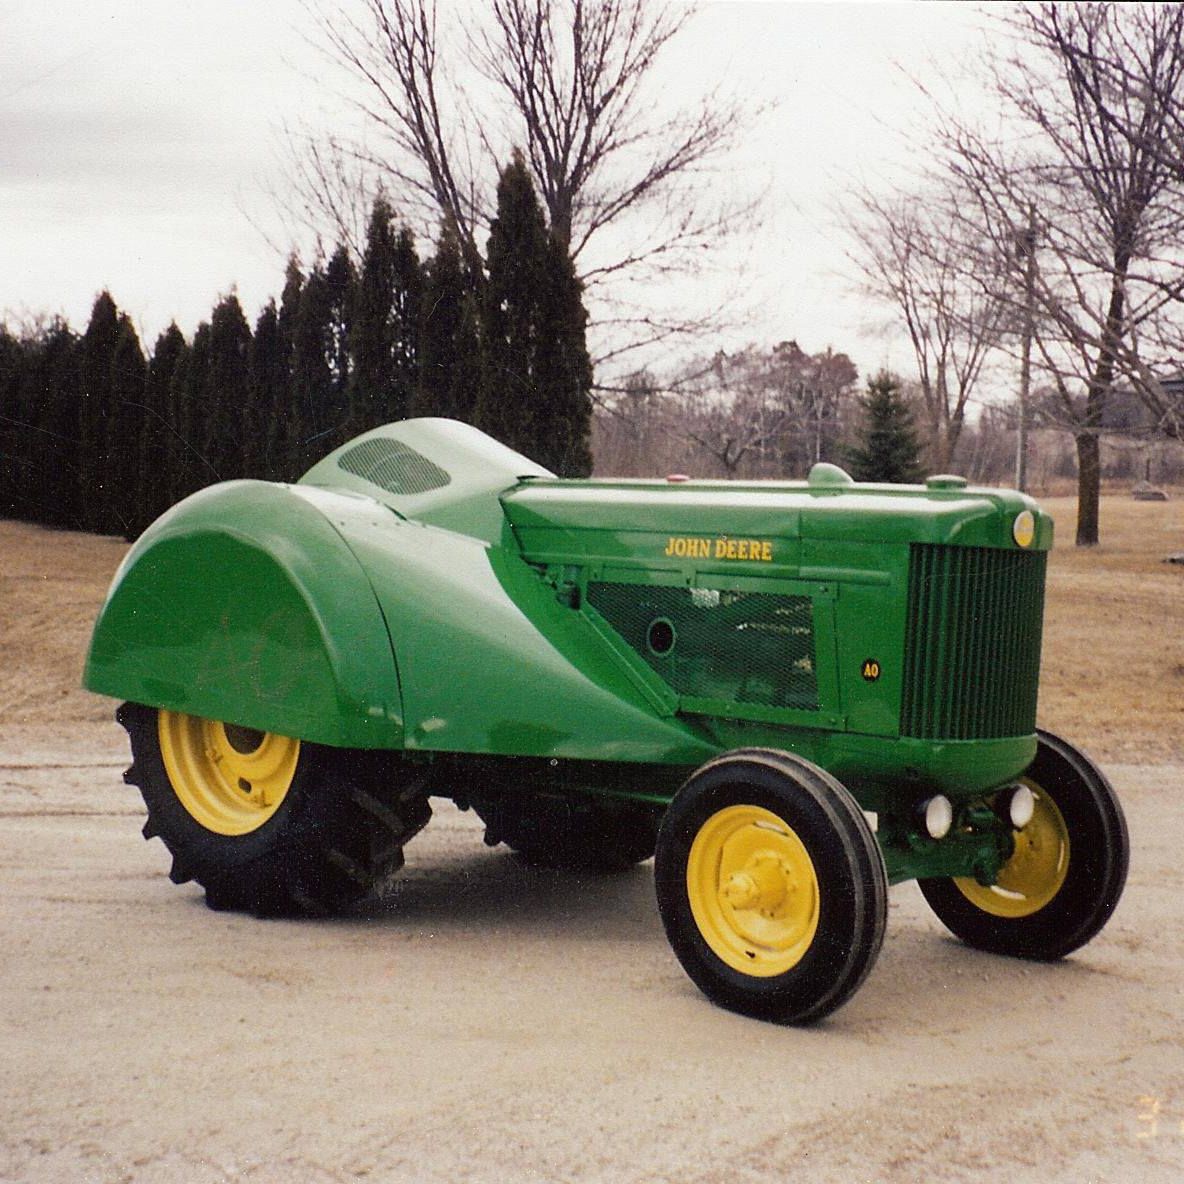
[[103, 313, 148, 538], [414, 218, 481, 422], [324, 244, 356, 447], [249, 300, 288, 480], [205, 294, 253, 482], [170, 320, 214, 504], [38, 320, 83, 529], [847, 371, 926, 484], [0, 325, 23, 519], [479, 152, 594, 475], [291, 263, 333, 475], [272, 256, 304, 479], [134, 323, 187, 534], [79, 292, 121, 531], [351, 199, 423, 429]]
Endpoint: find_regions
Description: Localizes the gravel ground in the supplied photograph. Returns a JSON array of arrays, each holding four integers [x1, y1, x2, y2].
[[1, 720, 1181, 1184]]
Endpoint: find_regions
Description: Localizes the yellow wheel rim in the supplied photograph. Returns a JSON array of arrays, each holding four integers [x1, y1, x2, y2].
[[158, 710, 299, 836], [954, 784, 1070, 918], [687, 804, 821, 977]]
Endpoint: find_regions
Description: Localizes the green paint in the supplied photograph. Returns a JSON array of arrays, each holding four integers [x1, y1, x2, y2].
[[85, 417, 1056, 882]]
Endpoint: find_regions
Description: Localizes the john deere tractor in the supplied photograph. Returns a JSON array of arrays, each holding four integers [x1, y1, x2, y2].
[[85, 418, 1128, 1022]]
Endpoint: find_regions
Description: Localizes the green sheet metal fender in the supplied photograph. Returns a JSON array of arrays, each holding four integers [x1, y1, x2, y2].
[[83, 480, 406, 748]]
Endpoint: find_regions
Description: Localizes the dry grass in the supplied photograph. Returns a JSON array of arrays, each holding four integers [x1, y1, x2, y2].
[[1038, 493, 1184, 762], [2, 494, 1182, 762]]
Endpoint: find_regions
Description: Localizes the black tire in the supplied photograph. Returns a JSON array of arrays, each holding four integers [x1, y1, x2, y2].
[[118, 702, 431, 916], [919, 729, 1129, 959], [654, 748, 888, 1024], [474, 794, 658, 872]]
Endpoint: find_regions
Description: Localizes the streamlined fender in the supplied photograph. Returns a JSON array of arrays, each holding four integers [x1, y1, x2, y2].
[[84, 481, 405, 748]]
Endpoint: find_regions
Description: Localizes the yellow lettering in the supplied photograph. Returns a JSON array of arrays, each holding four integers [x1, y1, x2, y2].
[[664, 537, 676, 556], [761, 542, 773, 561], [726, 539, 738, 559], [715, 539, 727, 558]]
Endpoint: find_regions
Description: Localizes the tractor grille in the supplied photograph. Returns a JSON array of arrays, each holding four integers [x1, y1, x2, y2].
[[338, 437, 451, 496], [901, 544, 1047, 740], [586, 583, 819, 711]]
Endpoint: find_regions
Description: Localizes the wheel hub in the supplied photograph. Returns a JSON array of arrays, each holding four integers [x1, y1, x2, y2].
[[687, 804, 821, 977], [158, 710, 300, 836]]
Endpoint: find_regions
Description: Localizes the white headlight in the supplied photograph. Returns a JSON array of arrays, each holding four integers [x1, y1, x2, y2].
[[1008, 785, 1036, 829], [924, 796, 954, 840]]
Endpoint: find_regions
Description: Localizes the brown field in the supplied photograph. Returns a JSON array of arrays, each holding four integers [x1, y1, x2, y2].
[[1037, 494, 1184, 762], [2, 503, 1183, 1183]]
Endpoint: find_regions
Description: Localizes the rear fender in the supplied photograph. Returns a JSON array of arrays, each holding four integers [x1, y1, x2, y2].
[[83, 481, 405, 748]]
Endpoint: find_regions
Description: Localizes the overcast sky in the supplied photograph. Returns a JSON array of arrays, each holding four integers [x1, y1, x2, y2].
[[1, 0, 994, 379]]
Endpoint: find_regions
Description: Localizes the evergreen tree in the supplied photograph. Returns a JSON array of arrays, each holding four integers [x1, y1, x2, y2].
[[324, 243, 356, 445], [0, 326, 23, 519], [847, 371, 926, 484], [351, 199, 423, 429], [479, 152, 593, 475], [249, 300, 288, 481], [169, 320, 215, 504], [134, 323, 187, 534], [272, 256, 304, 479], [103, 314, 148, 538], [204, 293, 253, 482], [33, 320, 83, 529], [291, 262, 333, 475], [79, 292, 121, 531], [414, 218, 481, 422]]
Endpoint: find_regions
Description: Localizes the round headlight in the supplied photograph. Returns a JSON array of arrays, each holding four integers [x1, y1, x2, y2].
[[1008, 785, 1036, 829], [923, 795, 954, 840], [1013, 510, 1035, 548]]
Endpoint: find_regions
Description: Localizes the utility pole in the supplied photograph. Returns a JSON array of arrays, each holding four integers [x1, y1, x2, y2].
[[1015, 204, 1037, 492]]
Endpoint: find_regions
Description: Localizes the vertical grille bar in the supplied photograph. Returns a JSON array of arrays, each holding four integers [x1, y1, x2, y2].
[[901, 544, 1047, 740]]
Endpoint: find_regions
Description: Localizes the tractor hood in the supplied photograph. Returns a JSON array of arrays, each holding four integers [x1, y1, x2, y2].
[[501, 467, 1052, 572]]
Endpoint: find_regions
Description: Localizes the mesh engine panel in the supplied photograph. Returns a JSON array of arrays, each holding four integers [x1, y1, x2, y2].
[[338, 437, 451, 496], [586, 582, 819, 711]]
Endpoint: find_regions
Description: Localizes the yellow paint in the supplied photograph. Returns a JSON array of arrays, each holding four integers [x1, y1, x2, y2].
[[1013, 510, 1036, 548], [954, 782, 1070, 917], [686, 803, 820, 977], [158, 710, 299, 836], [663, 537, 773, 561]]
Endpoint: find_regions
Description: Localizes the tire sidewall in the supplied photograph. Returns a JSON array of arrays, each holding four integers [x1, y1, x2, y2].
[[127, 703, 335, 870], [920, 731, 1129, 958], [656, 753, 882, 1022]]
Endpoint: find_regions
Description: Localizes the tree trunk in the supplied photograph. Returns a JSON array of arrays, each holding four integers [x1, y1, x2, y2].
[[1075, 431, 1100, 546]]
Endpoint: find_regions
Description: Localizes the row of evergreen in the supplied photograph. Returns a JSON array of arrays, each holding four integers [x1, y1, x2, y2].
[[0, 154, 593, 540]]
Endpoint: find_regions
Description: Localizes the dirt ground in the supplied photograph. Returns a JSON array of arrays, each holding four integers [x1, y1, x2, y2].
[[2, 506, 1183, 1183]]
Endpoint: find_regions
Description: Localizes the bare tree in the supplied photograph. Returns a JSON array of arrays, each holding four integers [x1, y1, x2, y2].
[[845, 188, 1007, 474], [931, 3, 1184, 544], [292, 0, 754, 358]]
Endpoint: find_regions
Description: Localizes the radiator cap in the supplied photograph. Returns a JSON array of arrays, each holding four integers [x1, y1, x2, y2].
[[926, 474, 969, 491]]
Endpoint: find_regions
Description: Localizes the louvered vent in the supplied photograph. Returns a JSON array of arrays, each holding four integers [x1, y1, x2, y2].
[[586, 583, 818, 711], [338, 437, 451, 496], [901, 544, 1047, 740]]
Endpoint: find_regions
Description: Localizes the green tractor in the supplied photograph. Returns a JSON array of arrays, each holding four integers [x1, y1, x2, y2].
[[85, 418, 1128, 1023]]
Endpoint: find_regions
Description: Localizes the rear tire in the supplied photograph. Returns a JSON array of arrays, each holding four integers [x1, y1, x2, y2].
[[118, 702, 431, 916], [919, 729, 1128, 959], [654, 748, 887, 1024]]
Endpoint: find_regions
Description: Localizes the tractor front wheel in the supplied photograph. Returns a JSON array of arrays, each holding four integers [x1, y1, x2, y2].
[[118, 702, 431, 915], [919, 729, 1128, 959], [654, 748, 888, 1024]]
